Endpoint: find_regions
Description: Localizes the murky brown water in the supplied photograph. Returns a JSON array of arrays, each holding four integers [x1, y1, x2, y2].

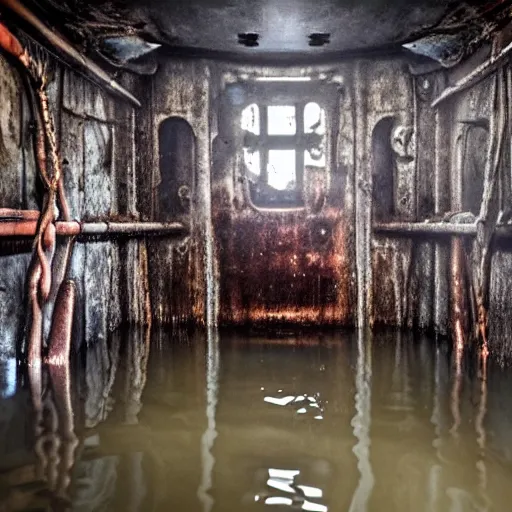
[[1, 328, 512, 511]]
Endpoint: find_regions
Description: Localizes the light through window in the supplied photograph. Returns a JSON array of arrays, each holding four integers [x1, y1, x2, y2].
[[267, 106, 296, 135], [241, 101, 326, 207], [268, 150, 296, 191]]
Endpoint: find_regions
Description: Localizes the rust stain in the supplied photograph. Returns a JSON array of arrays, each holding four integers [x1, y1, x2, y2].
[[0, 22, 74, 365], [370, 238, 412, 327], [371, 241, 398, 326], [0, 20, 30, 66], [450, 237, 469, 345], [450, 238, 467, 438], [148, 238, 199, 325], [214, 205, 354, 326]]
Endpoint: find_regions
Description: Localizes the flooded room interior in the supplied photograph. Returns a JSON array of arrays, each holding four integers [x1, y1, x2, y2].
[[2, 0, 512, 510]]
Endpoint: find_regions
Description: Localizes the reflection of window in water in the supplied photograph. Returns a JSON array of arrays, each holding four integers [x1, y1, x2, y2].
[[241, 101, 326, 207]]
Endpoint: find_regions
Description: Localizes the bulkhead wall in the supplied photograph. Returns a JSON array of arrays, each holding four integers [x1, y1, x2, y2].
[[1, 42, 512, 358]]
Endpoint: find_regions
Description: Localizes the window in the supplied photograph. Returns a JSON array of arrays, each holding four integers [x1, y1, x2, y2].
[[241, 101, 326, 207]]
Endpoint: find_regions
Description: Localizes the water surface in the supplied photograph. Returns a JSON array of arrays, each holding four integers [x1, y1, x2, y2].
[[1, 328, 512, 511]]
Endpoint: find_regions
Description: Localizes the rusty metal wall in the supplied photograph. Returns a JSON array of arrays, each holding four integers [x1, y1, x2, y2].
[[369, 60, 512, 360], [130, 53, 512, 354], [210, 65, 357, 326], [0, 51, 150, 361], [138, 59, 216, 327], [2, 43, 512, 356]]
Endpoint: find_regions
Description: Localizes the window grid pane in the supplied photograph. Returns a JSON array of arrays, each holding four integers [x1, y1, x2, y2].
[[267, 150, 297, 191], [267, 105, 297, 135], [241, 100, 326, 207]]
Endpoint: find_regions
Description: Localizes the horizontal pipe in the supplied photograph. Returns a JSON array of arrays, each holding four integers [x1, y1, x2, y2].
[[0, 220, 39, 236], [374, 222, 512, 238], [100, 222, 186, 234], [432, 40, 512, 107], [374, 222, 478, 236], [80, 222, 188, 235], [0, 220, 186, 237], [0, 208, 40, 220], [0, 0, 141, 108]]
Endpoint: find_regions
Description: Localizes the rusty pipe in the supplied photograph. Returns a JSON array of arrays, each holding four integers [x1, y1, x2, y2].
[[47, 280, 76, 366], [0, 220, 186, 237], [374, 221, 512, 238], [0, 0, 141, 107], [374, 222, 478, 236], [0, 208, 40, 220], [0, 19, 28, 65]]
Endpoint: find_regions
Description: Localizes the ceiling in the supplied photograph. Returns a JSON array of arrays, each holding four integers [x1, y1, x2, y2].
[[22, 0, 512, 63]]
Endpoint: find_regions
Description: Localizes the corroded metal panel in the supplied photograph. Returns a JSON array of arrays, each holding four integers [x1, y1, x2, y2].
[[212, 66, 356, 326], [0, 54, 24, 208], [215, 208, 354, 325], [145, 59, 214, 326]]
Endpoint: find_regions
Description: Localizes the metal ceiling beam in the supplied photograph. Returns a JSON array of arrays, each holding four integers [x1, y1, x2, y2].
[[432, 40, 512, 108], [0, 0, 141, 107]]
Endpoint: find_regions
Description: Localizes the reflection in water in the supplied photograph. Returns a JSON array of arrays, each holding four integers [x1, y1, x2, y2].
[[476, 345, 490, 512], [198, 328, 219, 512], [450, 324, 464, 438], [256, 467, 327, 511], [349, 329, 374, 512], [2, 329, 512, 511], [428, 343, 442, 512]]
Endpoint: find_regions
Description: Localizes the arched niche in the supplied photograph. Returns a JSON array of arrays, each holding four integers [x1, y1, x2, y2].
[[461, 123, 488, 215], [158, 117, 195, 220], [372, 117, 396, 221]]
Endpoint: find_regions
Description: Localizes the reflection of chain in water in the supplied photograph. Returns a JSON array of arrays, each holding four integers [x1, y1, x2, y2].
[[49, 363, 79, 498], [28, 359, 78, 503], [348, 329, 374, 512], [476, 345, 488, 451], [198, 328, 220, 512]]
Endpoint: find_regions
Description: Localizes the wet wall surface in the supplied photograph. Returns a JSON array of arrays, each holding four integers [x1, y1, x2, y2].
[[1, 328, 512, 511], [214, 209, 354, 326], [2, 32, 512, 361]]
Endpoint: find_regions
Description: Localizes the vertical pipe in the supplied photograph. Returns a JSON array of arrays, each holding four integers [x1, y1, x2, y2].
[[433, 88, 451, 336], [354, 62, 371, 329], [201, 68, 218, 327]]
